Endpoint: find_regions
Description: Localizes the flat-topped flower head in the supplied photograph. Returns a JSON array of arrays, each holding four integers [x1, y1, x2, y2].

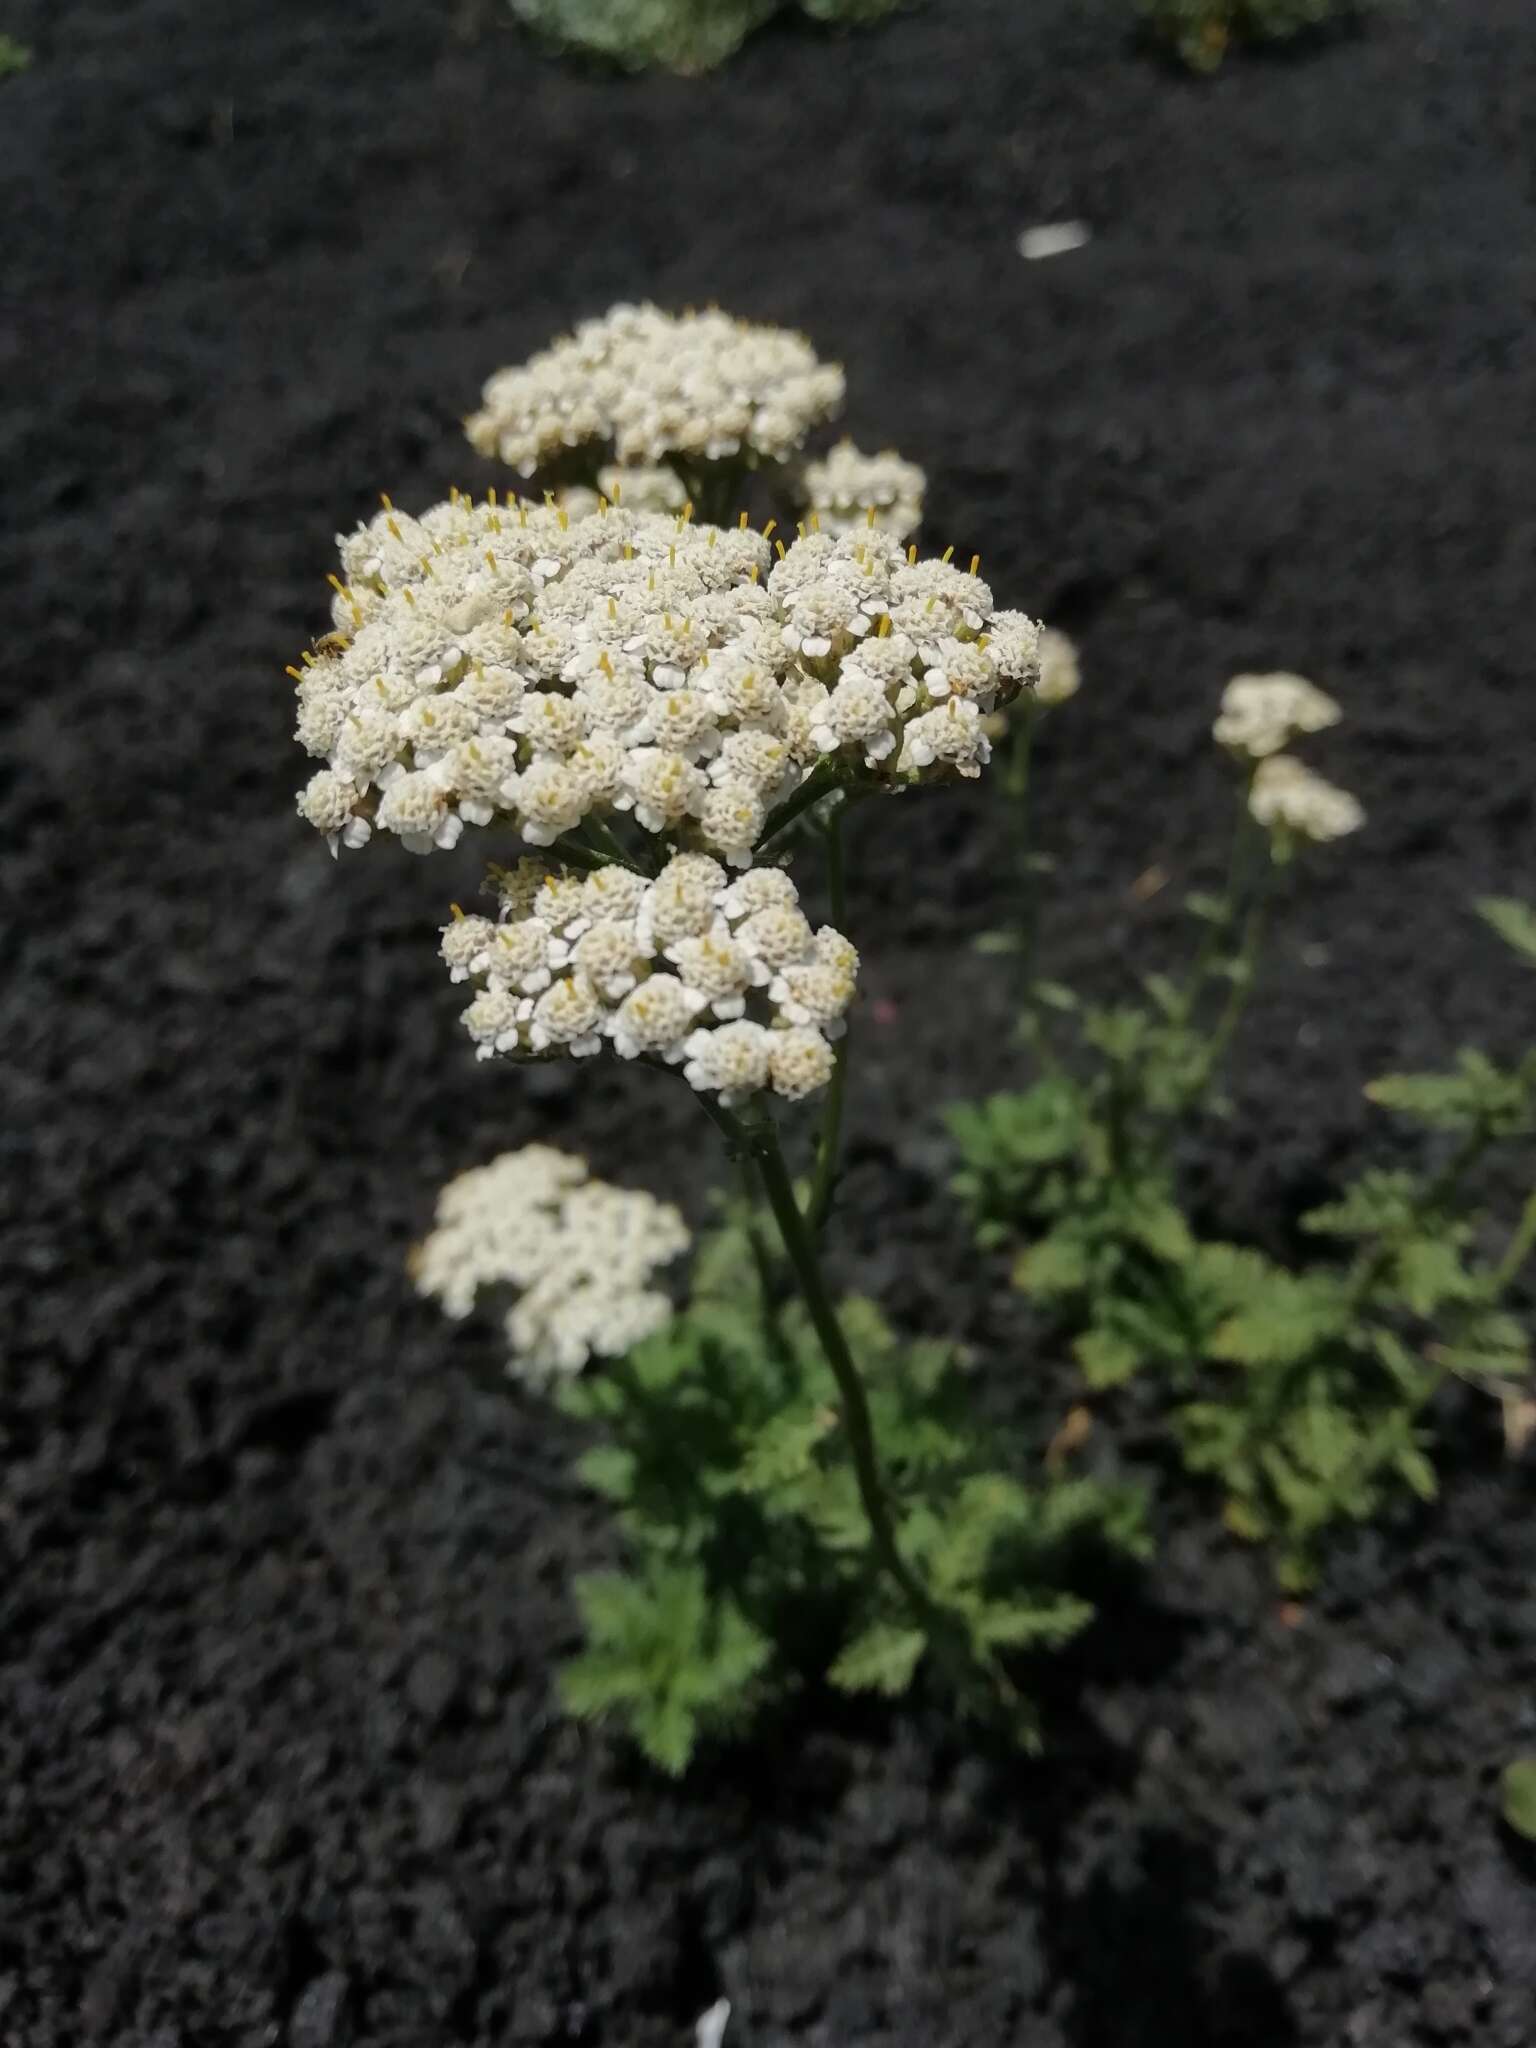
[[803, 440, 926, 542], [447, 853, 858, 1102], [295, 494, 1038, 867], [464, 304, 845, 477], [412, 1145, 688, 1386], [1214, 672, 1342, 762], [1248, 754, 1365, 844]]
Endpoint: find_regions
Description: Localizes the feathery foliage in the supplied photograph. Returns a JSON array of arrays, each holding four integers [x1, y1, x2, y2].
[[557, 1196, 1147, 1770]]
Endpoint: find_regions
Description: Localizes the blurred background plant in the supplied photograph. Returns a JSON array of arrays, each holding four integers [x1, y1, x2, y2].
[[1134, 0, 1365, 72], [0, 33, 32, 77], [510, 0, 902, 74], [954, 678, 1534, 1589]]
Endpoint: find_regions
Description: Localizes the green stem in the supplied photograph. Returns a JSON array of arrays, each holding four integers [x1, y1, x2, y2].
[[1191, 884, 1271, 1102], [1494, 1189, 1536, 1295], [748, 1119, 943, 1635], [735, 1156, 790, 1360], [547, 830, 644, 877], [1174, 770, 1260, 1028], [755, 760, 843, 853], [582, 814, 651, 874], [805, 805, 850, 1236], [687, 1091, 1017, 1720]]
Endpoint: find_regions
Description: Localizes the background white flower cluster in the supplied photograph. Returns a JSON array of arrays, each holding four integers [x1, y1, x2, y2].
[[443, 854, 857, 1104], [411, 1145, 690, 1384], [1210, 672, 1363, 845], [293, 493, 1042, 865], [802, 439, 926, 541], [463, 303, 846, 476], [1249, 754, 1365, 843], [1214, 672, 1342, 761]]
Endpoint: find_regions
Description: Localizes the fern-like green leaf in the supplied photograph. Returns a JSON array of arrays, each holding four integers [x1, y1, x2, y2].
[[1074, 1324, 1143, 1388], [732, 1404, 835, 1493], [827, 1620, 927, 1696]]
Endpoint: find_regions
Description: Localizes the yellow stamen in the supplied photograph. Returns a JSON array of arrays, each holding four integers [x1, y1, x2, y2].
[[907, 545, 918, 563], [763, 519, 778, 540], [941, 545, 955, 564], [969, 554, 981, 576]]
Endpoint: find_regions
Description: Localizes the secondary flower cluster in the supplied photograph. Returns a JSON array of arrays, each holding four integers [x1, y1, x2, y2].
[[1210, 672, 1362, 846], [443, 854, 857, 1104], [1213, 672, 1341, 761], [292, 493, 1042, 864], [464, 304, 846, 476], [1249, 755, 1365, 844], [412, 1144, 689, 1385], [802, 440, 926, 541]]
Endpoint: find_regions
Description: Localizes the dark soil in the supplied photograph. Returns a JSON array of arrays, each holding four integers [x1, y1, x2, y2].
[[5, 0, 1536, 2041]]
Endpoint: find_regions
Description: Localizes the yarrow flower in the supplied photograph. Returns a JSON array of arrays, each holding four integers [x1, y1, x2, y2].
[[445, 853, 858, 1103], [292, 494, 1042, 860], [1214, 672, 1342, 762], [1248, 754, 1365, 844], [464, 304, 845, 477], [802, 440, 926, 541], [411, 1145, 689, 1386], [1035, 628, 1081, 708]]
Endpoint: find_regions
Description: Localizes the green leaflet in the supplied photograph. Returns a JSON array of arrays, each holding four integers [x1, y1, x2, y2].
[[561, 1566, 772, 1775], [827, 1621, 926, 1696], [1476, 896, 1536, 968], [1501, 1759, 1536, 1843]]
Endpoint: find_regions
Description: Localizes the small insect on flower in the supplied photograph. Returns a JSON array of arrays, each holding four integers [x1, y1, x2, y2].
[[413, 1146, 689, 1388]]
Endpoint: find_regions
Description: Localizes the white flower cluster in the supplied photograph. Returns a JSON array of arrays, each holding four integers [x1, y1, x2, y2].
[[1213, 672, 1341, 761], [444, 854, 857, 1104], [1248, 755, 1365, 844], [1035, 628, 1082, 708], [412, 1144, 689, 1385], [802, 440, 926, 542], [464, 304, 845, 476], [293, 493, 1042, 862]]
